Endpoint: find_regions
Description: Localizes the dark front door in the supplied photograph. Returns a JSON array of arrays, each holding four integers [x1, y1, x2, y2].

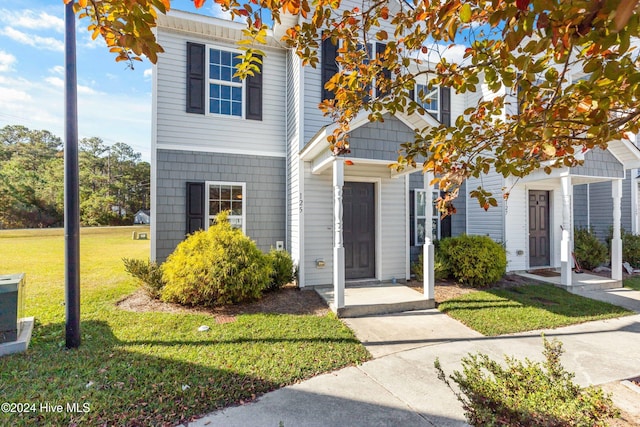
[[344, 182, 375, 279], [529, 190, 550, 267]]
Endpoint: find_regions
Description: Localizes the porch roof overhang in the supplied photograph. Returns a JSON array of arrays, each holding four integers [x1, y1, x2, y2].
[[516, 138, 640, 185], [299, 109, 440, 163], [159, 10, 283, 49], [605, 138, 640, 170]]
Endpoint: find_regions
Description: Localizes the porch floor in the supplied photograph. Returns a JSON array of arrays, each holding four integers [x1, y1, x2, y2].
[[315, 282, 435, 318], [516, 270, 622, 292]]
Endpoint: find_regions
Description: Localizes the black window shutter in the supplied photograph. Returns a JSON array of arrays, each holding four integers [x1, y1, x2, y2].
[[186, 182, 205, 235], [246, 55, 263, 120], [376, 43, 391, 97], [186, 42, 205, 114], [440, 86, 451, 126], [321, 37, 339, 100], [408, 86, 415, 102]]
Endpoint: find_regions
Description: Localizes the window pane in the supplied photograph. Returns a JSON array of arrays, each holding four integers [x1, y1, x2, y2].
[[220, 186, 231, 200], [210, 185, 220, 200], [231, 102, 242, 117], [210, 99, 220, 114], [220, 50, 231, 66], [221, 85, 231, 99], [416, 191, 426, 217], [432, 218, 439, 240], [232, 186, 243, 199], [220, 200, 231, 212], [232, 87, 242, 101], [221, 100, 231, 115], [210, 64, 220, 80], [211, 84, 220, 98], [210, 49, 220, 65], [231, 201, 242, 215], [221, 66, 231, 82], [416, 218, 426, 245], [210, 201, 220, 215]]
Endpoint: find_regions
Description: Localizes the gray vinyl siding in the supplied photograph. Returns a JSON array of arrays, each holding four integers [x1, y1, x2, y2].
[[155, 149, 286, 261], [465, 171, 505, 242], [571, 148, 624, 179], [573, 184, 589, 229], [303, 51, 332, 144], [586, 173, 633, 241], [452, 180, 467, 236], [589, 181, 612, 241], [348, 115, 416, 161], [155, 28, 287, 156]]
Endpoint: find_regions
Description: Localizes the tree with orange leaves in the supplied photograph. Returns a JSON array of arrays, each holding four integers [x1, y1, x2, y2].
[[67, 0, 640, 209]]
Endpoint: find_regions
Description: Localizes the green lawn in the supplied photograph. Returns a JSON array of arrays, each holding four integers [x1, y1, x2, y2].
[[0, 227, 369, 425], [438, 284, 632, 335], [624, 276, 640, 291]]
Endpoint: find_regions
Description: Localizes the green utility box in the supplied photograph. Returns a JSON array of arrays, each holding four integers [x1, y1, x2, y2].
[[0, 273, 25, 343]]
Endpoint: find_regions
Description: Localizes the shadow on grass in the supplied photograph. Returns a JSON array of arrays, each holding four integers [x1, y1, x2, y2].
[[0, 320, 280, 426]]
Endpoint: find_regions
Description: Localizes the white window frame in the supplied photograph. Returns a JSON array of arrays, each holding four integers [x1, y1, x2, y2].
[[206, 46, 245, 119], [416, 84, 439, 116], [414, 189, 441, 245], [205, 181, 246, 234]]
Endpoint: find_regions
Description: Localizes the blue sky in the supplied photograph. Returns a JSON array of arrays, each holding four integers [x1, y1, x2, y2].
[[0, 0, 227, 161]]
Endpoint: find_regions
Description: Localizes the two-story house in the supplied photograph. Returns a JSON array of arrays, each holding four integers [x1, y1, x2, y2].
[[151, 8, 640, 311]]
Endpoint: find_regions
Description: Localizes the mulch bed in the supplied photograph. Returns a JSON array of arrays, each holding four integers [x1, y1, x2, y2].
[[116, 283, 329, 322]]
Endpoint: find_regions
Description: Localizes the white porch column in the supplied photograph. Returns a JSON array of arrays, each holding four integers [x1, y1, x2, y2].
[[612, 179, 623, 281], [333, 158, 345, 309], [423, 237, 435, 300], [560, 176, 573, 287], [424, 171, 434, 241], [423, 171, 435, 298]]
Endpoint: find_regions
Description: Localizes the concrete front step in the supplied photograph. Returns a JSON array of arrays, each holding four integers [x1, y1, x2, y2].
[[315, 283, 435, 318], [516, 271, 621, 292]]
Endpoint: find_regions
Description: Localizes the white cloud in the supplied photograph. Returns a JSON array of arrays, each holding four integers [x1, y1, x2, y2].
[[44, 76, 99, 95], [0, 73, 151, 160], [209, 3, 245, 22], [0, 50, 16, 72], [143, 68, 152, 79], [0, 27, 64, 52], [49, 65, 64, 75], [0, 9, 64, 33]]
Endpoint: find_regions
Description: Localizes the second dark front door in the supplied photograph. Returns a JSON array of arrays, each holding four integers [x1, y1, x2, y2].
[[529, 190, 551, 267], [344, 182, 375, 279]]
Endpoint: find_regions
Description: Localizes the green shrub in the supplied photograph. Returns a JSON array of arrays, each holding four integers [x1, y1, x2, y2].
[[435, 337, 619, 426], [622, 232, 640, 268], [161, 211, 272, 306], [574, 227, 609, 270], [438, 234, 506, 287], [266, 249, 294, 291], [411, 247, 450, 281], [123, 258, 165, 299]]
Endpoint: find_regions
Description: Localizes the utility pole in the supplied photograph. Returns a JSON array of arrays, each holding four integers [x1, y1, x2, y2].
[[64, 1, 81, 349]]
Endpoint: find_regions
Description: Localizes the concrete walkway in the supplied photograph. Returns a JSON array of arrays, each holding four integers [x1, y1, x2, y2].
[[191, 288, 640, 427]]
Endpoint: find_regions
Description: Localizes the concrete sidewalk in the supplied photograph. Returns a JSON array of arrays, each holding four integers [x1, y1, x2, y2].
[[191, 289, 640, 427]]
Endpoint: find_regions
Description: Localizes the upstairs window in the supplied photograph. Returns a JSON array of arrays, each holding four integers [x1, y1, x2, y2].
[[416, 84, 439, 114], [413, 84, 450, 126], [186, 41, 262, 120], [209, 48, 243, 117]]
